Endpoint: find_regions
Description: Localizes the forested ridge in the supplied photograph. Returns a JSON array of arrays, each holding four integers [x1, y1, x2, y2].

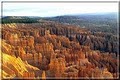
[[43, 13, 118, 34], [1, 14, 119, 79]]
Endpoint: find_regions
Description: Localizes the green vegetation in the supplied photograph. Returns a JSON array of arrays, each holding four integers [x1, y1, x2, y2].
[[44, 13, 117, 34], [2, 16, 39, 24]]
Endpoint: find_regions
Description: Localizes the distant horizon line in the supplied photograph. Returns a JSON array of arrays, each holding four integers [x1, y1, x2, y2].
[[2, 12, 117, 18]]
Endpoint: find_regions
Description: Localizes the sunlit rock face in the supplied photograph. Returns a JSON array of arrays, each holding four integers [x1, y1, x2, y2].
[[1, 40, 13, 55], [41, 71, 46, 79], [2, 52, 39, 79], [46, 53, 61, 77], [35, 43, 54, 60], [102, 68, 113, 79], [65, 67, 79, 79], [1, 22, 118, 79], [49, 56, 66, 77]]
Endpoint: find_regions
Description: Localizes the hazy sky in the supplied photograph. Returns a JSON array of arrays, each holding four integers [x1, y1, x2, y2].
[[3, 2, 118, 17]]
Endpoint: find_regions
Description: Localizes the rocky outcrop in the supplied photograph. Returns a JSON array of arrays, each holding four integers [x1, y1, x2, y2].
[[42, 71, 46, 79], [35, 43, 54, 60], [1, 23, 118, 79], [1, 40, 15, 55], [23, 72, 35, 79], [2, 52, 39, 79], [49, 53, 66, 77]]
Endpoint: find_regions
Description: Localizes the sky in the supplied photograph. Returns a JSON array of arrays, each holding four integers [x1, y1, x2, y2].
[[2, 2, 118, 17]]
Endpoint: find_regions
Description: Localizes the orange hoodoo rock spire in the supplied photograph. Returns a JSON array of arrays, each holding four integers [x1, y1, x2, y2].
[[45, 30, 51, 36], [42, 71, 46, 79]]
